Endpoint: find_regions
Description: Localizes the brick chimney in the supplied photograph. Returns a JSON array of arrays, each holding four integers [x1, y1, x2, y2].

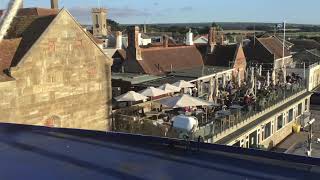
[[163, 35, 169, 48], [207, 27, 216, 53], [127, 26, 142, 60], [51, 0, 58, 9], [115, 31, 122, 49]]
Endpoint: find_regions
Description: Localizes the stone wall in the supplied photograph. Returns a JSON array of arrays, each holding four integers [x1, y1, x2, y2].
[[0, 10, 112, 132]]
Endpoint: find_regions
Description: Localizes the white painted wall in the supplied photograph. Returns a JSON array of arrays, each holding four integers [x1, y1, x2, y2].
[[138, 33, 152, 46]]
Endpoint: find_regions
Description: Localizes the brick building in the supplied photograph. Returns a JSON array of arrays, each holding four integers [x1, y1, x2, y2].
[[0, 7, 112, 131]]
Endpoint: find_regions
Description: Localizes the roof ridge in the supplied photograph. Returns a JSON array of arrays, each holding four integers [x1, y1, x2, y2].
[[141, 45, 195, 51], [306, 49, 320, 58]]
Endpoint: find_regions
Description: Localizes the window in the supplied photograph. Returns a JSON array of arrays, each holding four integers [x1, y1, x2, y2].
[[305, 99, 308, 111], [298, 103, 302, 116], [277, 114, 284, 130], [288, 109, 294, 122], [95, 15, 99, 23], [264, 122, 271, 139]]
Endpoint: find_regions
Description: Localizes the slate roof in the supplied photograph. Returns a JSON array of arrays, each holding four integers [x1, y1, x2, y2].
[[205, 44, 239, 67], [293, 49, 320, 66], [138, 46, 204, 75], [290, 39, 320, 52], [257, 36, 291, 59]]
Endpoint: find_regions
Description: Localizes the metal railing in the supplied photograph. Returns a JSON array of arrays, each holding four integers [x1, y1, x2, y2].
[[112, 81, 307, 142]]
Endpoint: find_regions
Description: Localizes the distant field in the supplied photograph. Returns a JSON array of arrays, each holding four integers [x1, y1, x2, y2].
[[276, 32, 320, 38], [223, 30, 265, 34]]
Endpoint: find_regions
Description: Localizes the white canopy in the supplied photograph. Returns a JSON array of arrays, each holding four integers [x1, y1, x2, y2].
[[158, 83, 181, 93], [172, 80, 195, 88], [139, 87, 167, 97], [159, 94, 211, 108], [115, 91, 148, 102]]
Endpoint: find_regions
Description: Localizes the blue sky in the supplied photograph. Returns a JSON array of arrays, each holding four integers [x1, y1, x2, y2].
[[1, 0, 319, 25]]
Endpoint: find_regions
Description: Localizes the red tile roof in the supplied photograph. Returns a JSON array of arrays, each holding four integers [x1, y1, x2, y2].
[[0, 38, 22, 77], [258, 36, 291, 59], [137, 46, 204, 75], [0, 8, 58, 17], [0, 8, 57, 80]]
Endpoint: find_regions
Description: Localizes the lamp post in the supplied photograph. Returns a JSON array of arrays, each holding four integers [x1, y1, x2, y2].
[[306, 118, 315, 157]]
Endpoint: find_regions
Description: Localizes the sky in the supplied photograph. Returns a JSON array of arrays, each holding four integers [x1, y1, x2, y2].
[[0, 0, 320, 25]]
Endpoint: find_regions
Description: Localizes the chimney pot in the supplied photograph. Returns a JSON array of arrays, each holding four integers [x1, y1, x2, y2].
[[116, 31, 122, 49]]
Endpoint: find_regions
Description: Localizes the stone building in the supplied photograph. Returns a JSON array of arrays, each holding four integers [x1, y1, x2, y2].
[[0, 7, 112, 131], [91, 8, 108, 38]]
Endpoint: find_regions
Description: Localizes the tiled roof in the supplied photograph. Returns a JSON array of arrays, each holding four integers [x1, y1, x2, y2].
[[138, 46, 204, 75], [290, 39, 320, 52], [0, 7, 58, 17], [0, 38, 22, 74], [0, 8, 58, 81], [205, 44, 239, 67], [86, 32, 104, 44], [116, 49, 127, 60], [6, 15, 56, 67], [258, 36, 291, 59], [293, 49, 320, 66]]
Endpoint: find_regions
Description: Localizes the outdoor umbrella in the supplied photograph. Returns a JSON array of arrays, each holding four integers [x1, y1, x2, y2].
[[159, 94, 211, 108], [139, 87, 167, 97], [115, 91, 148, 102], [208, 78, 214, 102], [172, 80, 195, 89], [272, 70, 276, 85], [267, 70, 270, 87], [158, 83, 181, 93]]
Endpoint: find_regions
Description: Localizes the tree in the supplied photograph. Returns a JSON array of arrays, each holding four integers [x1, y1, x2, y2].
[[212, 22, 223, 31], [106, 19, 123, 31]]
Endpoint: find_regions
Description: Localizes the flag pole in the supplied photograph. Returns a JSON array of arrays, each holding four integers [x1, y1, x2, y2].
[[282, 21, 286, 83]]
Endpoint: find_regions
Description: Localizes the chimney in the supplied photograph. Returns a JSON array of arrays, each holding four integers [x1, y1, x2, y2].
[[207, 27, 216, 53], [186, 28, 194, 46], [116, 31, 122, 49], [127, 26, 142, 60], [51, 0, 58, 9], [163, 35, 168, 48], [219, 33, 225, 45]]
